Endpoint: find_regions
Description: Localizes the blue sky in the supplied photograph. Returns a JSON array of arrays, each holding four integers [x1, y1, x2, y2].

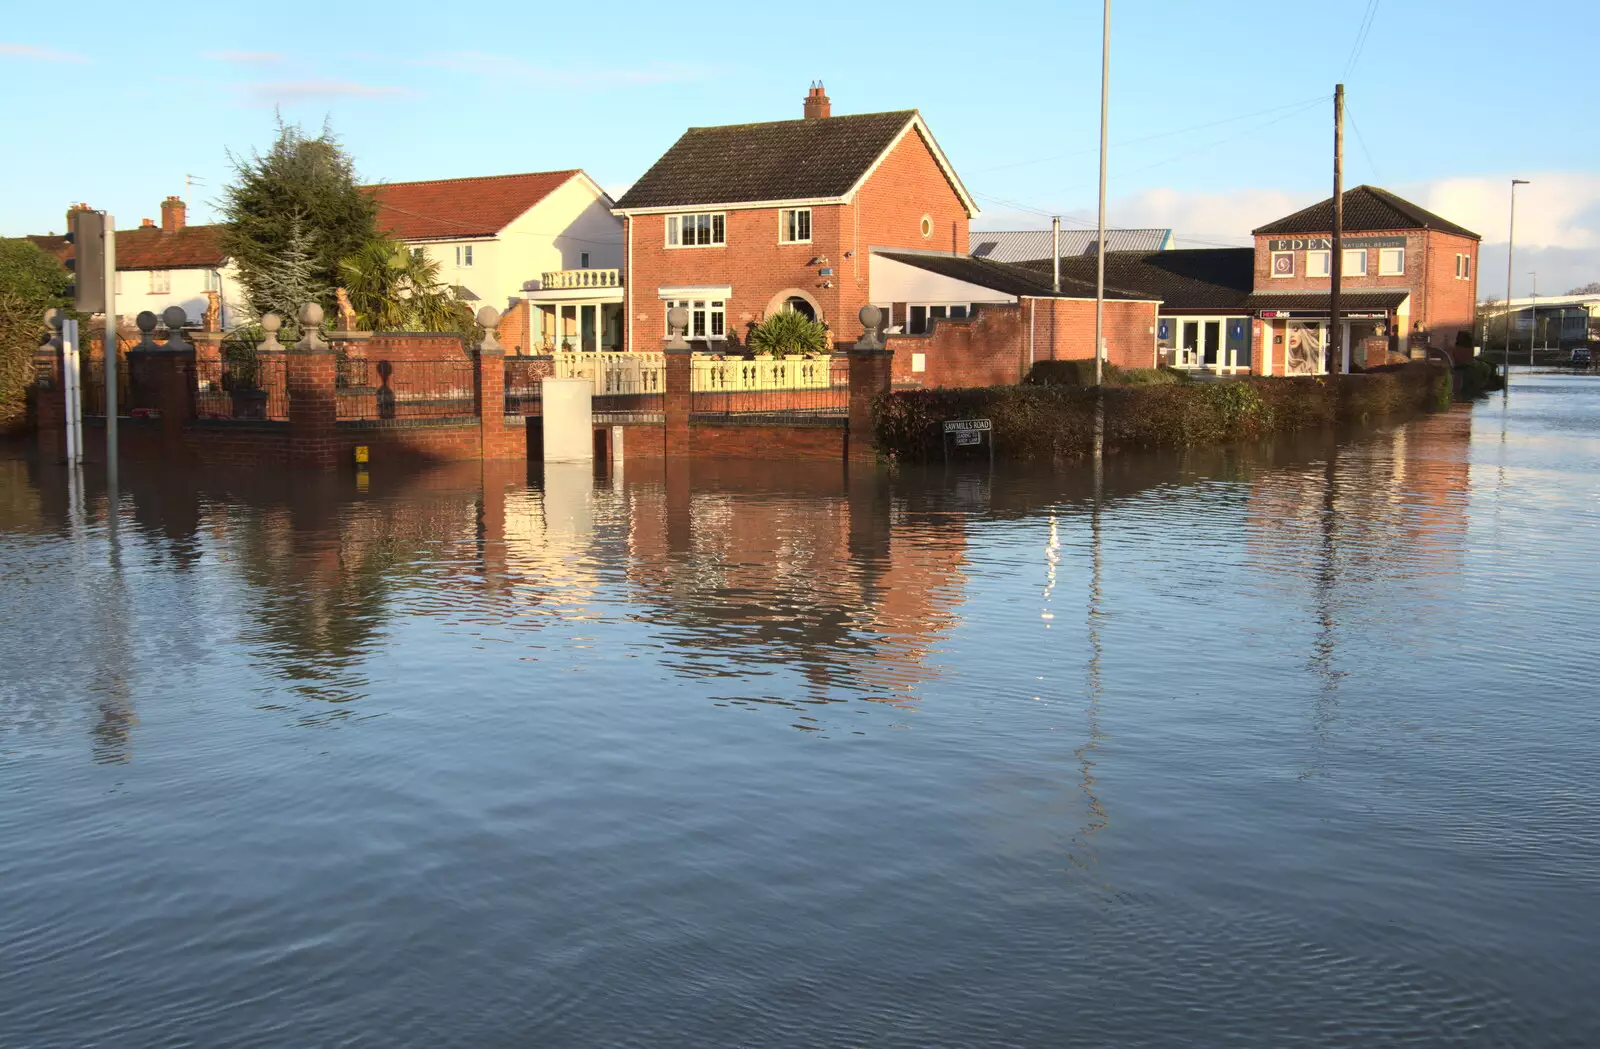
[[4, 0, 1596, 294]]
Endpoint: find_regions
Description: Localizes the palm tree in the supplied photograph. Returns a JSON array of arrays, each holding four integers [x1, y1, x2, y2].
[[338, 237, 468, 333]]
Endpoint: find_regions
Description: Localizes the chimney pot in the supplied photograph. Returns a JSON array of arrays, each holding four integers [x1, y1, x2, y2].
[[803, 80, 831, 120], [160, 196, 187, 232], [141, 218, 156, 228]]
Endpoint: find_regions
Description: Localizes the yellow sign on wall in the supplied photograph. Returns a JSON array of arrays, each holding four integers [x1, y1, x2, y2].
[[354, 445, 370, 464]]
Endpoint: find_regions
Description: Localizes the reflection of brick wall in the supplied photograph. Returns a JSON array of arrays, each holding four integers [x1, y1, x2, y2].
[[598, 421, 845, 461]]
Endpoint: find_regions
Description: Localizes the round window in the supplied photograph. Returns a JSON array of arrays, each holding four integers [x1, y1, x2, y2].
[[920, 215, 934, 238]]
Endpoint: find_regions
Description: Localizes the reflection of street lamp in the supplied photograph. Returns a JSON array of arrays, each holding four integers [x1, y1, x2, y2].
[[1504, 179, 1529, 385]]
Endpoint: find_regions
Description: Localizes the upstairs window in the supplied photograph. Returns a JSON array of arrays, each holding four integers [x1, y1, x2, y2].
[[666, 212, 726, 248], [456, 245, 474, 267], [1343, 248, 1368, 276], [780, 208, 812, 244], [148, 270, 170, 294], [410, 246, 425, 259], [1456, 253, 1472, 279], [1379, 247, 1405, 275], [580, 251, 590, 268], [1307, 250, 1331, 278], [205, 270, 222, 292]]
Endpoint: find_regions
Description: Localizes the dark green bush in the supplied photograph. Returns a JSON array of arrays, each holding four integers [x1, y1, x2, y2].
[[1456, 357, 1504, 398], [1024, 359, 1121, 386]]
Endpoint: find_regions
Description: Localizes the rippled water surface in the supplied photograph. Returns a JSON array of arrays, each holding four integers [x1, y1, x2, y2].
[[3, 376, 1599, 1047]]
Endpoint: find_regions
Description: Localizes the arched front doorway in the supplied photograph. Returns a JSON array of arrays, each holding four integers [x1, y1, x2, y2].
[[785, 296, 816, 322], [764, 288, 823, 327]]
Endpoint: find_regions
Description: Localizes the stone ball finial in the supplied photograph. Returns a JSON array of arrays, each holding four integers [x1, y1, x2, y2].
[[260, 312, 282, 334], [162, 305, 188, 330], [44, 308, 63, 331], [476, 305, 500, 328], [859, 304, 883, 331], [136, 311, 159, 334], [667, 306, 689, 335], [298, 302, 324, 329]]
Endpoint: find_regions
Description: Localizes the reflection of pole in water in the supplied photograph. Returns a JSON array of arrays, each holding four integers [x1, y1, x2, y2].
[[91, 473, 135, 764], [1303, 439, 1342, 779], [1068, 451, 1109, 870]]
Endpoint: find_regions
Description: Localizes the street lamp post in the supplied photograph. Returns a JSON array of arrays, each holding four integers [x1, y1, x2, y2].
[[1505, 179, 1529, 386], [1529, 270, 1538, 366]]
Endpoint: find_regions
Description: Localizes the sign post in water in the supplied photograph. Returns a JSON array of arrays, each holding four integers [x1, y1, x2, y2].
[[941, 417, 994, 468]]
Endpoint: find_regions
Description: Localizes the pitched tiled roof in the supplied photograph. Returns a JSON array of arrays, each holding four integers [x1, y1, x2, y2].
[[1253, 185, 1480, 239], [616, 111, 936, 210], [24, 226, 226, 271], [970, 228, 1172, 262], [1022, 248, 1256, 312], [875, 250, 1155, 301], [366, 170, 581, 240], [1240, 289, 1412, 311]]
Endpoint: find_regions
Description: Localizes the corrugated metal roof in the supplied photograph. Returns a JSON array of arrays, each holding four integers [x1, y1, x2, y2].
[[969, 228, 1172, 263]]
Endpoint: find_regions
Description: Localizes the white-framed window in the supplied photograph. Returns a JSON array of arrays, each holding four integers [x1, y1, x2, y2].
[[919, 214, 934, 239], [1343, 248, 1368, 276], [666, 212, 726, 247], [456, 244, 473, 267], [148, 270, 170, 294], [410, 246, 425, 259], [906, 304, 971, 335], [1270, 251, 1294, 278], [1456, 253, 1472, 279], [205, 270, 221, 292], [580, 251, 590, 268], [779, 208, 812, 244], [1379, 247, 1405, 276], [666, 299, 726, 339], [1307, 250, 1331, 278]]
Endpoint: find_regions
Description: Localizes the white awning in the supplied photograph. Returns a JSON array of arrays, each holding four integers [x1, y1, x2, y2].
[[658, 286, 732, 299]]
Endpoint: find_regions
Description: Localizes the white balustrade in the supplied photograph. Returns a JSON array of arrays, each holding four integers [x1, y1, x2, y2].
[[540, 268, 622, 290], [551, 352, 843, 395]]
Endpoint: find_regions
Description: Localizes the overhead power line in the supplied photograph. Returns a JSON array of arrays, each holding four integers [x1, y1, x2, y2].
[[1342, 0, 1381, 80]]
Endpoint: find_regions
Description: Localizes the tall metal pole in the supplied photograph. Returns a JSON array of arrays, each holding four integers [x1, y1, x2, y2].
[[1505, 179, 1528, 385], [102, 215, 119, 484], [1529, 271, 1538, 364], [1329, 84, 1344, 375], [1051, 215, 1061, 294], [1093, 0, 1109, 387]]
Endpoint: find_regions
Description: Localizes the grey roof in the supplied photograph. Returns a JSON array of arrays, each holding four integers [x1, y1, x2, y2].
[[1240, 289, 1412, 311], [969, 228, 1172, 263], [1253, 185, 1480, 240], [875, 250, 1155, 301], [1023, 249, 1256, 312], [615, 111, 924, 210]]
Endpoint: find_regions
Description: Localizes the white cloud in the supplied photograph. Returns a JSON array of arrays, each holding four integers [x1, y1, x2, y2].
[[241, 80, 413, 104], [1, 42, 88, 63], [203, 50, 285, 64], [417, 53, 708, 90]]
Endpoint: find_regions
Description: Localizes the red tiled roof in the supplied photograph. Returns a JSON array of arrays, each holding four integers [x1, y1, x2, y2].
[[25, 226, 226, 271], [365, 170, 581, 240]]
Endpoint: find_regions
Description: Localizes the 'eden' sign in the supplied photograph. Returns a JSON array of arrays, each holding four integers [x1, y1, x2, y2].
[[1268, 236, 1407, 251]]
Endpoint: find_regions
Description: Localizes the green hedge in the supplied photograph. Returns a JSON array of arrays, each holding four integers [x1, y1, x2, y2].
[[874, 362, 1447, 462], [1023, 360, 1184, 387]]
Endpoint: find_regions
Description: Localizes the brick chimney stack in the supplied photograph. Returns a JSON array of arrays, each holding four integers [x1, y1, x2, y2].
[[161, 195, 187, 232], [803, 81, 831, 120]]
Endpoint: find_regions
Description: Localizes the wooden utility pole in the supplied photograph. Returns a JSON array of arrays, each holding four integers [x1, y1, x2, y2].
[[1329, 83, 1344, 374]]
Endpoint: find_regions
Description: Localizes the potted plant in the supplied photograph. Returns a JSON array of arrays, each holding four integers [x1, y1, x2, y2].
[[748, 310, 829, 360]]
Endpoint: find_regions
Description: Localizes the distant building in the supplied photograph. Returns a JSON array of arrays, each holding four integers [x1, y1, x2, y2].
[[1486, 293, 1599, 348], [969, 228, 1172, 263]]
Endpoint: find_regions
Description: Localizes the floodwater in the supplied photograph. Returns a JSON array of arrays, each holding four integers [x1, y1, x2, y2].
[[2, 376, 1598, 1048]]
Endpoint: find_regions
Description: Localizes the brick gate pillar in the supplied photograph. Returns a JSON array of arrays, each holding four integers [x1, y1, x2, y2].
[[848, 305, 893, 462], [473, 306, 520, 460], [287, 303, 338, 470], [124, 307, 196, 458], [663, 306, 692, 459]]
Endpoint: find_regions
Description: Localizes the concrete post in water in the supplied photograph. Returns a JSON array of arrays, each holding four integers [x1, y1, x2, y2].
[[35, 311, 67, 461], [848, 304, 893, 462], [663, 306, 692, 459], [287, 302, 338, 470]]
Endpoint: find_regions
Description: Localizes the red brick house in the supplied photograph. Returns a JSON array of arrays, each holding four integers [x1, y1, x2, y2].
[[1249, 185, 1480, 371], [611, 84, 979, 352]]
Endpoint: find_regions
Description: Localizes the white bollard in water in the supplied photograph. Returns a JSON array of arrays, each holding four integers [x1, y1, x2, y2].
[[541, 377, 594, 463]]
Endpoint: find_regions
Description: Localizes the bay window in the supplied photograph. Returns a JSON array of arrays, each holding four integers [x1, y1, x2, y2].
[[666, 299, 726, 339], [666, 212, 726, 247]]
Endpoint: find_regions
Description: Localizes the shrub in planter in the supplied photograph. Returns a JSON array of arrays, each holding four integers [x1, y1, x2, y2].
[[748, 310, 831, 357]]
